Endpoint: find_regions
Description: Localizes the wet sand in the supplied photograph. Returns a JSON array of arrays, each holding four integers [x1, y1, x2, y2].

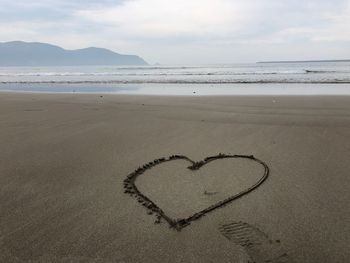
[[0, 92, 349, 262]]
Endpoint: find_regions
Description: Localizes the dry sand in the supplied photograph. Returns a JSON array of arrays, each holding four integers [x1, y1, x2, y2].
[[0, 92, 349, 262]]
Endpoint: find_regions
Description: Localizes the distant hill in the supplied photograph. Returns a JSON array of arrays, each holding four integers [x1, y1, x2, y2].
[[0, 41, 148, 66], [257, 59, 350, 64]]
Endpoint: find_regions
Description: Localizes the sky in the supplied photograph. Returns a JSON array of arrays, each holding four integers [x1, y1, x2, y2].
[[0, 0, 349, 64]]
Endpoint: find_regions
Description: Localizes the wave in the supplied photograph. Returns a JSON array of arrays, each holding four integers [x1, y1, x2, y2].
[[0, 70, 342, 77], [1, 79, 350, 84], [305, 70, 340, 74]]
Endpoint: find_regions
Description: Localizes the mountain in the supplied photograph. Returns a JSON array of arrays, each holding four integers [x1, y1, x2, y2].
[[0, 41, 148, 66]]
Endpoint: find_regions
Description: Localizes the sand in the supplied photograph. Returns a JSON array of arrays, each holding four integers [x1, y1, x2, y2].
[[0, 92, 349, 262]]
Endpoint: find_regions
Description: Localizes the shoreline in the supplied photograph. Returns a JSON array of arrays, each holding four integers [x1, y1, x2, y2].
[[2, 82, 350, 96], [2, 89, 350, 98]]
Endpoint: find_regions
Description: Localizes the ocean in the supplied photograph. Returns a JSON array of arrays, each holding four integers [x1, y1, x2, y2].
[[1, 62, 350, 95]]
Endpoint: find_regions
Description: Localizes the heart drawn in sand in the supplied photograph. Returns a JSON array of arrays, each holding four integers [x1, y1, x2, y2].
[[123, 154, 269, 231]]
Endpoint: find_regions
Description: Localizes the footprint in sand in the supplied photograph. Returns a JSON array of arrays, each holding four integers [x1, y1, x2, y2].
[[23, 109, 44, 112], [219, 221, 291, 263]]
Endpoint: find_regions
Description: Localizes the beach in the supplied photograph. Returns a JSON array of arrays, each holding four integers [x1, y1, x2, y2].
[[0, 92, 349, 262]]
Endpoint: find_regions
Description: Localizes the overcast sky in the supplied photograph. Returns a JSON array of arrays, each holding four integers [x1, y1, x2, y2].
[[0, 0, 349, 64]]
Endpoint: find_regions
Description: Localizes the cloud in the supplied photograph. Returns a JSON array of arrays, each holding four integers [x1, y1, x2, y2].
[[0, 0, 349, 63], [76, 0, 255, 38], [74, 0, 349, 40], [311, 1, 350, 42]]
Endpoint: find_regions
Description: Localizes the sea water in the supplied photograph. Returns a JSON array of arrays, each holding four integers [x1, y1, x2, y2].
[[0, 62, 350, 95]]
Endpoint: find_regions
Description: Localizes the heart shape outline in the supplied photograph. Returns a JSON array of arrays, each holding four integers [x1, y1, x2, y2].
[[123, 154, 269, 231]]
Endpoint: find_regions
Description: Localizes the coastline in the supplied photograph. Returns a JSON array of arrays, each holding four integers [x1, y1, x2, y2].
[[2, 82, 350, 96], [1, 92, 349, 262]]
